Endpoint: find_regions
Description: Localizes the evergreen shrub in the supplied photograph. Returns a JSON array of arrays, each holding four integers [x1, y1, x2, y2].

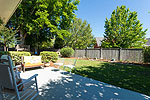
[[60, 47, 74, 57]]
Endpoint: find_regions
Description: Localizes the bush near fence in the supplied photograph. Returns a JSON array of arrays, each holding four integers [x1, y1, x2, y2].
[[74, 48, 144, 63], [40, 51, 58, 63], [60, 47, 74, 57], [0, 51, 31, 65], [144, 47, 150, 63]]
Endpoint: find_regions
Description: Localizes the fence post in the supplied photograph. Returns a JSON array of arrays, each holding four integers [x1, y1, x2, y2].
[[100, 48, 103, 59], [118, 48, 122, 61], [85, 49, 87, 58]]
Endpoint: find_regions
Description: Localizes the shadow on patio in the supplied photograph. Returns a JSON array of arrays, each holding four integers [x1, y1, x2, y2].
[[21, 67, 150, 100]]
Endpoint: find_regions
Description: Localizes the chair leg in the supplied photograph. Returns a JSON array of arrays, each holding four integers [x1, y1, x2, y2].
[[74, 67, 76, 72], [63, 66, 66, 71], [69, 68, 72, 74], [35, 77, 39, 94], [0, 87, 4, 100], [23, 67, 25, 72], [41, 66, 44, 69]]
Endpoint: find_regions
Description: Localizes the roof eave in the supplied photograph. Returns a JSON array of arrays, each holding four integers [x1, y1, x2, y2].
[[0, 0, 22, 25]]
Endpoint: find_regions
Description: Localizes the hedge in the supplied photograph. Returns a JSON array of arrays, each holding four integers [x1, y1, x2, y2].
[[60, 47, 74, 57], [0, 51, 10, 55], [0, 51, 31, 65], [40, 51, 58, 63]]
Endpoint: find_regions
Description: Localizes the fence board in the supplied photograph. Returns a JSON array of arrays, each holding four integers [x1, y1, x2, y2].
[[121, 49, 143, 62], [102, 48, 119, 60], [87, 49, 100, 59], [74, 50, 85, 58], [74, 48, 143, 62]]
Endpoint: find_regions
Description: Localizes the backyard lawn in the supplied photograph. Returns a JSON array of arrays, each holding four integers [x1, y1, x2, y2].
[[60, 58, 150, 96]]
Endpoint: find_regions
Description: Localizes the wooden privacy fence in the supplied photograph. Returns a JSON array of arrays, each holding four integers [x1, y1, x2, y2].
[[74, 48, 143, 63]]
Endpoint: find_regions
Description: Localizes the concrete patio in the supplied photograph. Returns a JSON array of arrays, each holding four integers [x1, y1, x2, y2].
[[20, 67, 150, 100]]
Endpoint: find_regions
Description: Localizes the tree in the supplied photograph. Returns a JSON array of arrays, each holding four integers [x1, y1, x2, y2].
[[41, 37, 55, 49], [0, 26, 17, 51], [7, 0, 80, 48], [102, 5, 147, 48], [65, 18, 95, 49]]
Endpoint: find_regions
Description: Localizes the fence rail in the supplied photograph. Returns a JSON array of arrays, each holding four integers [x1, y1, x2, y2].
[[74, 48, 143, 63]]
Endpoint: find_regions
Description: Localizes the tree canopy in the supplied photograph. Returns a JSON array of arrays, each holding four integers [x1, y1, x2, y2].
[[65, 18, 96, 49], [102, 5, 147, 48], [0, 26, 17, 51], [0, 18, 16, 51], [7, 0, 80, 49]]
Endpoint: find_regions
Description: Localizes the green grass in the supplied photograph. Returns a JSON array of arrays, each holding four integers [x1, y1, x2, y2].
[[60, 58, 150, 96]]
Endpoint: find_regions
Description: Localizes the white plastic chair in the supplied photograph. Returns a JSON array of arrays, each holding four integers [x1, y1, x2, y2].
[[53, 58, 64, 67], [52, 58, 64, 71], [63, 59, 77, 73], [1, 55, 21, 79], [0, 55, 39, 100]]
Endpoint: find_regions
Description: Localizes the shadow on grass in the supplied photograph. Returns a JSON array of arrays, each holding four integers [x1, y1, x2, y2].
[[72, 62, 150, 96]]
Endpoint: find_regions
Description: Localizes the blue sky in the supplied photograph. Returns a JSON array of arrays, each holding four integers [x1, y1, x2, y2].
[[75, 0, 150, 38]]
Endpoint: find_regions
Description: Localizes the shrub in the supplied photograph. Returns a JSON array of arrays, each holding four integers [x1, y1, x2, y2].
[[144, 47, 150, 63], [9, 51, 31, 65], [60, 47, 74, 57], [0, 51, 9, 55], [40, 51, 58, 63], [0, 51, 31, 65]]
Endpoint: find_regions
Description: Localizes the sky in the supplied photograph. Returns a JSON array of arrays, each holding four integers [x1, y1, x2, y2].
[[75, 0, 150, 38]]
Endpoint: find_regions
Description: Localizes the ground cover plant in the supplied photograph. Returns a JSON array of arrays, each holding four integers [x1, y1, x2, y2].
[[60, 58, 150, 96]]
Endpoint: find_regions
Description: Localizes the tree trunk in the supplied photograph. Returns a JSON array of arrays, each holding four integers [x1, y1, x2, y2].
[[20, 34, 25, 45], [20, 29, 27, 45], [4, 46, 6, 51]]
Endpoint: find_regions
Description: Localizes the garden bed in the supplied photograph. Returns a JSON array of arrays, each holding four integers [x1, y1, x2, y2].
[[71, 57, 149, 67], [69, 57, 150, 68], [111, 61, 150, 67]]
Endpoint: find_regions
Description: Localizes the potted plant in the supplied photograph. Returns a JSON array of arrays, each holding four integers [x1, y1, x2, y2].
[[44, 59, 50, 67], [50, 61, 54, 67]]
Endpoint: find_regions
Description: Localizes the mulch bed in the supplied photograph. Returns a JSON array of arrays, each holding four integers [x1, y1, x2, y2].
[[110, 61, 150, 67], [97, 59, 150, 67], [64, 57, 150, 68]]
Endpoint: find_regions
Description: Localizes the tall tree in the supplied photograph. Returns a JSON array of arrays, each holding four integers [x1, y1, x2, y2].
[[0, 26, 17, 51], [0, 18, 17, 51], [65, 18, 95, 49], [7, 0, 80, 48], [102, 5, 147, 48]]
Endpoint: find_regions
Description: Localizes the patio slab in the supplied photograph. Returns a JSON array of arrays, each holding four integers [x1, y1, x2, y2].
[[20, 67, 150, 100]]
